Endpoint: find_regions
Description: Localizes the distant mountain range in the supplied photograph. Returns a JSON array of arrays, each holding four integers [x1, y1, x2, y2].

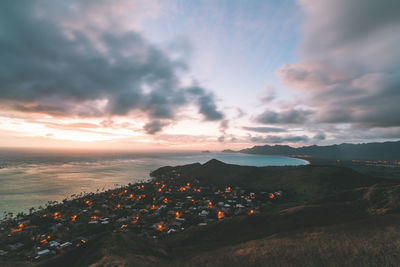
[[224, 141, 400, 160]]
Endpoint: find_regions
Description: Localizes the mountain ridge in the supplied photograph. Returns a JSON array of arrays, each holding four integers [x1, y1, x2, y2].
[[224, 140, 400, 160]]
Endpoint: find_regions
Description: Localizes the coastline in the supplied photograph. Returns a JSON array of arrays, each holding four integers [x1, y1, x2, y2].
[[0, 153, 305, 217], [0, 159, 394, 266], [0, 163, 283, 263]]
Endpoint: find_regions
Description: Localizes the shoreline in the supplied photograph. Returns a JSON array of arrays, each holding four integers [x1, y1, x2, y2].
[[0, 154, 305, 217], [0, 164, 282, 263]]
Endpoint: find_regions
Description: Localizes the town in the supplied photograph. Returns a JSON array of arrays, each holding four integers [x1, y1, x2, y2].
[[0, 171, 282, 264]]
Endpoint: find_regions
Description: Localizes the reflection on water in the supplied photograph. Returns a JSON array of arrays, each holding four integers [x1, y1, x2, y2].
[[0, 149, 307, 216]]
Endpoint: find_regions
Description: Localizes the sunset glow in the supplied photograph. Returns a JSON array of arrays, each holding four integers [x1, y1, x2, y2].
[[0, 0, 399, 150]]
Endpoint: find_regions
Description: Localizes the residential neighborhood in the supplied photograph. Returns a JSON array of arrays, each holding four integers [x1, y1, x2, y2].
[[0, 171, 282, 263]]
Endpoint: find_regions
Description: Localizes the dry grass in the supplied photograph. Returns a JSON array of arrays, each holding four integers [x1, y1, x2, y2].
[[172, 219, 400, 267]]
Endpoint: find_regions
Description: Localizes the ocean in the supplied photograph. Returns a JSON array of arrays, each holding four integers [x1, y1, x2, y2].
[[0, 149, 308, 217]]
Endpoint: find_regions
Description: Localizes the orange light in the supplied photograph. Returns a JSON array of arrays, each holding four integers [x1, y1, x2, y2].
[[121, 224, 128, 229], [269, 193, 275, 199], [186, 182, 190, 187], [40, 239, 48, 243], [116, 204, 121, 209], [226, 187, 231, 192], [129, 194, 134, 199], [217, 211, 225, 220], [18, 223, 24, 228], [131, 215, 139, 224], [156, 224, 165, 231], [89, 216, 98, 222], [163, 198, 168, 204], [158, 188, 162, 192], [71, 215, 77, 222], [150, 204, 156, 210], [53, 212, 61, 219], [161, 184, 166, 188], [179, 187, 186, 192], [175, 211, 181, 218], [248, 209, 255, 215], [208, 202, 213, 208], [124, 189, 128, 193], [11, 228, 22, 233], [85, 200, 92, 205]]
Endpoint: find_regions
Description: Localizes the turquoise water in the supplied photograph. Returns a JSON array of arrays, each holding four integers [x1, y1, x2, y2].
[[0, 149, 307, 216]]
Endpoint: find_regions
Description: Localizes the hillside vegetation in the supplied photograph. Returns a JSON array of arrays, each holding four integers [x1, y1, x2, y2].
[[233, 140, 400, 160], [11, 160, 398, 267], [38, 183, 400, 267], [151, 159, 381, 202]]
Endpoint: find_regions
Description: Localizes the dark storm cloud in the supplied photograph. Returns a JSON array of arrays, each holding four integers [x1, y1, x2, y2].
[[187, 86, 224, 121], [299, 0, 400, 58], [243, 126, 287, 133], [0, 1, 223, 133], [250, 135, 309, 144], [276, 0, 400, 129], [143, 120, 169, 135], [312, 132, 326, 141], [256, 109, 313, 124]]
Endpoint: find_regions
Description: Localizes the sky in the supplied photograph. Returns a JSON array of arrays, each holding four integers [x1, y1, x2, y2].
[[0, 0, 399, 151]]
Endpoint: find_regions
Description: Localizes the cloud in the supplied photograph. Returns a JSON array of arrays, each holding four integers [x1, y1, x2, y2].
[[236, 108, 246, 118], [143, 120, 169, 135], [187, 86, 224, 121], [243, 126, 287, 133], [276, 0, 400, 128], [260, 85, 276, 103], [312, 132, 326, 142], [0, 0, 223, 134], [250, 135, 309, 144], [219, 120, 229, 134], [256, 109, 313, 124]]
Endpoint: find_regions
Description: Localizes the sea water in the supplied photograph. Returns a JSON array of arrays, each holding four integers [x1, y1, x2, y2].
[[0, 149, 307, 216]]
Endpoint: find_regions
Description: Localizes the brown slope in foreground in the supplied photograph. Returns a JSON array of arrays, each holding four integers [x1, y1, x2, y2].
[[34, 161, 399, 267], [39, 188, 400, 267]]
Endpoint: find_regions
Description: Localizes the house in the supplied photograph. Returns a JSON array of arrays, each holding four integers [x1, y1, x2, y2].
[[49, 241, 60, 248], [199, 210, 209, 216], [37, 249, 51, 256], [8, 242, 23, 251], [59, 242, 72, 249]]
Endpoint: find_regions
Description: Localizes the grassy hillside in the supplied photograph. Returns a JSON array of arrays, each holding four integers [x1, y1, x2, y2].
[[24, 161, 400, 267], [236, 140, 400, 160], [38, 184, 400, 267], [151, 159, 381, 201]]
